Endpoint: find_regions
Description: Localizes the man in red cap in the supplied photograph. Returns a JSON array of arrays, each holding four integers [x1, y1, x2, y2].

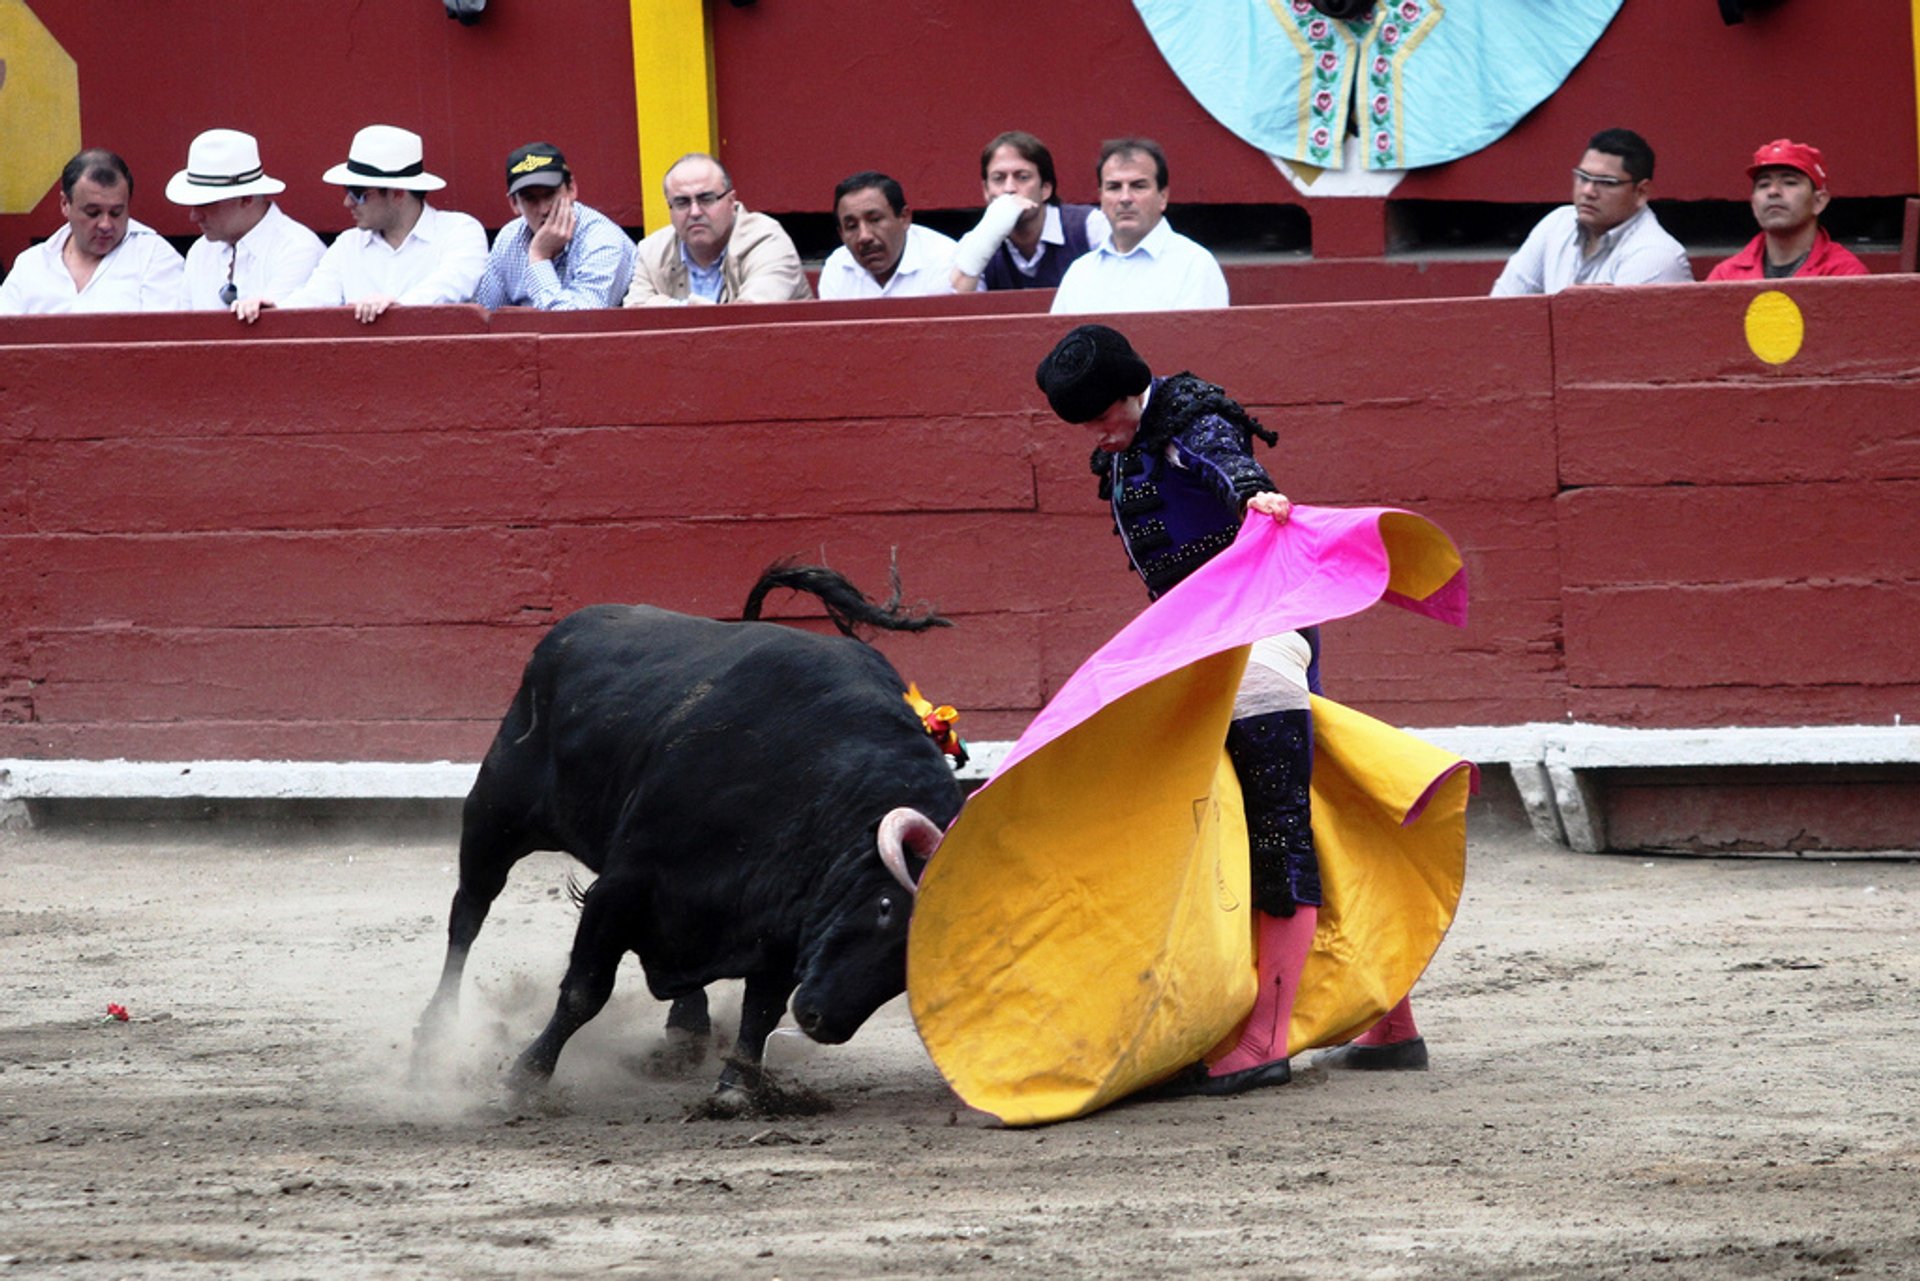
[[1707, 140, 1868, 281]]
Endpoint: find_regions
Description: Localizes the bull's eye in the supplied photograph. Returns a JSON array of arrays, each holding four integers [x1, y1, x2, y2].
[[877, 895, 895, 926]]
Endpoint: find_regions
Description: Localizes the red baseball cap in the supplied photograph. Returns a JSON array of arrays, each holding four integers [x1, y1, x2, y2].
[[1747, 139, 1829, 189]]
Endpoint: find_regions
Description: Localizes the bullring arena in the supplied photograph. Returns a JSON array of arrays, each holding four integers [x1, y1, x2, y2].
[[5, 1, 1920, 1277]]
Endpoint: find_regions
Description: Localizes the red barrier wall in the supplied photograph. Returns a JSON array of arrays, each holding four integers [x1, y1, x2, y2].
[[2, 275, 1917, 763]]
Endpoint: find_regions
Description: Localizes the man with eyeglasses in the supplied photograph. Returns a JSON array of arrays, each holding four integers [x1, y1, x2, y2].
[[167, 129, 324, 313], [0, 149, 183, 315], [625, 153, 810, 305], [235, 125, 487, 325], [1490, 128, 1692, 296], [1706, 139, 1867, 282], [476, 142, 634, 310]]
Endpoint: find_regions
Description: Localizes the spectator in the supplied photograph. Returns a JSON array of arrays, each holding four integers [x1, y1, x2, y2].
[[237, 125, 487, 325], [167, 129, 324, 313], [1707, 139, 1867, 281], [817, 172, 957, 300], [1491, 128, 1692, 295], [625, 153, 810, 305], [476, 142, 634, 310], [0, 149, 183, 315], [1050, 137, 1228, 314], [951, 130, 1107, 293]]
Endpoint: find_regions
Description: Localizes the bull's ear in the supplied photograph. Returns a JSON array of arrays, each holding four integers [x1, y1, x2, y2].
[[877, 807, 945, 894]]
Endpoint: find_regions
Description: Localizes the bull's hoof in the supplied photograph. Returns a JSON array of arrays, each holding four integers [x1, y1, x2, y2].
[[503, 1057, 557, 1099], [685, 1084, 756, 1121], [1311, 1036, 1429, 1072], [633, 1028, 713, 1080], [681, 1073, 835, 1123]]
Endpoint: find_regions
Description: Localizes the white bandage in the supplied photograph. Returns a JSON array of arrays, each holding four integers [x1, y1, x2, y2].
[[951, 193, 1028, 277]]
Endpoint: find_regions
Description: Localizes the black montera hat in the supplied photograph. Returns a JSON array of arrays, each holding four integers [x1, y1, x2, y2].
[[1035, 324, 1152, 423]]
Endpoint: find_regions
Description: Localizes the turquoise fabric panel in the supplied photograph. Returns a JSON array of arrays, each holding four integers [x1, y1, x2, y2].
[[1133, 0, 1626, 170]]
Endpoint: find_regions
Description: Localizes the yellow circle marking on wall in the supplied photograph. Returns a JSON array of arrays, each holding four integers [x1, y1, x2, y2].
[[0, 1, 83, 215], [1743, 290, 1805, 366]]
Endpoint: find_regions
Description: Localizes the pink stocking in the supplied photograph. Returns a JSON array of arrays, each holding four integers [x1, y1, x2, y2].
[[1208, 906, 1318, 1078], [1354, 994, 1420, 1046]]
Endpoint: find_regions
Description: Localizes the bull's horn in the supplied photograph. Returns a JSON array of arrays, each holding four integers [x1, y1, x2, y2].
[[877, 807, 944, 895]]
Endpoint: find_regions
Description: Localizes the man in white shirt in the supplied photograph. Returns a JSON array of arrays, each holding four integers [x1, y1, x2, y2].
[[0, 149, 184, 315], [1050, 138, 1228, 315], [167, 129, 325, 312], [1490, 128, 1693, 296], [816, 172, 957, 301], [235, 124, 487, 325]]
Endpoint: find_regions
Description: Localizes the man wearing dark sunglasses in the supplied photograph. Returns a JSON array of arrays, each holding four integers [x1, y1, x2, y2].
[[625, 152, 810, 305], [1491, 128, 1692, 296], [168, 130, 324, 313], [235, 124, 487, 325]]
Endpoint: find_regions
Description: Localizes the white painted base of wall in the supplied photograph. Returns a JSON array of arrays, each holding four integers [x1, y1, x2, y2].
[[6, 724, 1916, 848]]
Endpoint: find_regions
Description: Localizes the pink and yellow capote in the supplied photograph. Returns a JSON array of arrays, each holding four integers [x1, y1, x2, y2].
[[906, 506, 1477, 1125]]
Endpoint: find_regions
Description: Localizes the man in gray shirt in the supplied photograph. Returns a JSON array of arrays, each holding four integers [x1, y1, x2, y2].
[[1491, 129, 1692, 296]]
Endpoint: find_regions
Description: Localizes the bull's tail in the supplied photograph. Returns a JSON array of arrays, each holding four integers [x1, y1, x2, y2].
[[741, 557, 951, 638]]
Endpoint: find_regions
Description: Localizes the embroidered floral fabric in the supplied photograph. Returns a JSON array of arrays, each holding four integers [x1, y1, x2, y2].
[[1132, 0, 1624, 170]]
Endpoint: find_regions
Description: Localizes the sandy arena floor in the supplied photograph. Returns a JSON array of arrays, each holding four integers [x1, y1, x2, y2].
[[3, 800, 1917, 1280]]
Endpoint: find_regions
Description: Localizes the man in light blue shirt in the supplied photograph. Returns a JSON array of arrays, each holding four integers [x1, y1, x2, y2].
[[477, 141, 634, 311], [1491, 128, 1693, 296], [1050, 137, 1228, 315]]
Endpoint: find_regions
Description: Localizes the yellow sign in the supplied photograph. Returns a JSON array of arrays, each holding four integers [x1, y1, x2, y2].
[[1744, 290, 1805, 366], [0, 1, 82, 214]]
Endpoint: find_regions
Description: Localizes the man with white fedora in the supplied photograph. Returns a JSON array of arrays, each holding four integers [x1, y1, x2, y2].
[[237, 124, 486, 324], [168, 129, 325, 312]]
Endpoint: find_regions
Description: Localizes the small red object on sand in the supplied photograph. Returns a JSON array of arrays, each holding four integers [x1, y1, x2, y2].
[[106, 1003, 129, 1022]]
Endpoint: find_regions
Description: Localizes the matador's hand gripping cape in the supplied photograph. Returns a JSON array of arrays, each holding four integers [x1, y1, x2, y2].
[[907, 506, 1476, 1125]]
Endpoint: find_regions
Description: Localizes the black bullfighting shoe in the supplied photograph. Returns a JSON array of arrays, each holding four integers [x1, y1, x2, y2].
[[1311, 1036, 1429, 1071], [1142, 1057, 1293, 1099]]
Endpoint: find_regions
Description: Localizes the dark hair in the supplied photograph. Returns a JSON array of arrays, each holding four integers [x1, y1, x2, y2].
[[1097, 138, 1168, 190], [1586, 128, 1655, 182], [981, 131, 1059, 204], [60, 149, 133, 200], [832, 170, 906, 215]]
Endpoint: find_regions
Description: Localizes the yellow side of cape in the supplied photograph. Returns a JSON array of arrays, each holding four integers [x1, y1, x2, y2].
[[908, 667, 1470, 1127]]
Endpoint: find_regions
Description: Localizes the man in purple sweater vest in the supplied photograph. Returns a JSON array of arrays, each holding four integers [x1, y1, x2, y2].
[[950, 131, 1105, 293]]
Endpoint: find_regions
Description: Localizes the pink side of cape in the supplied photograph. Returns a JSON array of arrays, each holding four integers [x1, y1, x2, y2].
[[990, 506, 1467, 785]]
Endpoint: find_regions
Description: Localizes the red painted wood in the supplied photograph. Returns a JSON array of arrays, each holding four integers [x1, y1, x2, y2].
[[1571, 686, 1920, 728], [1553, 275, 1920, 388], [1564, 583, 1920, 688], [27, 625, 538, 722], [3, 277, 1917, 762], [0, 333, 539, 439], [27, 431, 549, 533], [1560, 483, 1920, 588], [19, 530, 553, 630]]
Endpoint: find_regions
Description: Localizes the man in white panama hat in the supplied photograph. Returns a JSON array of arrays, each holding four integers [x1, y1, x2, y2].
[[236, 124, 486, 325], [167, 129, 325, 312]]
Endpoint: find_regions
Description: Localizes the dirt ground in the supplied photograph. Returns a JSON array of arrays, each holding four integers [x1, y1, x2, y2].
[[3, 794, 1917, 1281]]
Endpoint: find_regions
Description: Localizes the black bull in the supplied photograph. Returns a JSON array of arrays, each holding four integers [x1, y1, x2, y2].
[[412, 565, 962, 1097]]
